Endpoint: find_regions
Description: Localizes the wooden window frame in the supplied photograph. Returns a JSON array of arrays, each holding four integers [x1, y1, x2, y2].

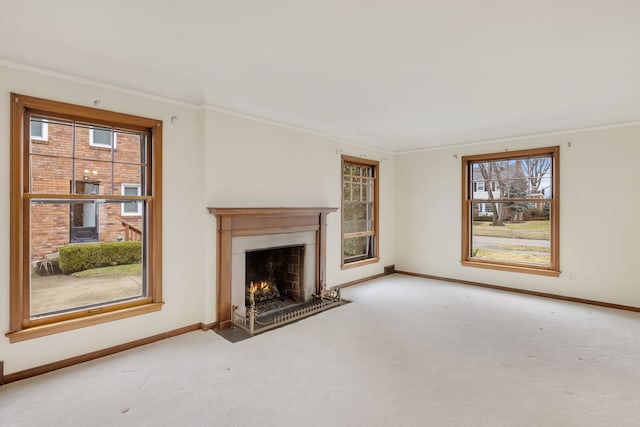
[[341, 155, 379, 269], [461, 146, 560, 277], [8, 93, 163, 343]]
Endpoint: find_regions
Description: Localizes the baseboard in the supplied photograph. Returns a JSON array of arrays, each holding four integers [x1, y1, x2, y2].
[[333, 272, 387, 289], [1, 271, 395, 385], [0, 323, 208, 386], [396, 270, 640, 313], [199, 321, 217, 331]]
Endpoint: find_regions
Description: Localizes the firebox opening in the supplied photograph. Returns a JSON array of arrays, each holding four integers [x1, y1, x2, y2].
[[245, 244, 305, 315]]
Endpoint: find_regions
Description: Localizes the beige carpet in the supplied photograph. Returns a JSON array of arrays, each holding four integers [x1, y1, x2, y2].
[[1, 274, 639, 426]]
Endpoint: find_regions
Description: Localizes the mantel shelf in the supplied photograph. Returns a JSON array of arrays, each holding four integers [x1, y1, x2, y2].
[[208, 207, 338, 217]]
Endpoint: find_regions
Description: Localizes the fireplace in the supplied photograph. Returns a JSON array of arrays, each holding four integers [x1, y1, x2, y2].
[[246, 244, 305, 313], [208, 207, 338, 331], [231, 231, 316, 319]]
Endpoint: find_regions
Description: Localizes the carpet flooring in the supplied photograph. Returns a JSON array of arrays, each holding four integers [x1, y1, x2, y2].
[[1, 274, 639, 426]]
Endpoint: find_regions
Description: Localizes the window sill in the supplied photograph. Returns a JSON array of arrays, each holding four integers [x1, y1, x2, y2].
[[341, 257, 379, 270], [6, 302, 163, 343], [461, 260, 560, 277]]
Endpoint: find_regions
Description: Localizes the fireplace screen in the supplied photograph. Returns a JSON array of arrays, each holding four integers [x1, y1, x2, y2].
[[245, 245, 305, 314]]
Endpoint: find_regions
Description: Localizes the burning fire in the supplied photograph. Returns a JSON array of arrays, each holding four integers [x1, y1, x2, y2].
[[249, 280, 274, 294], [248, 280, 281, 303]]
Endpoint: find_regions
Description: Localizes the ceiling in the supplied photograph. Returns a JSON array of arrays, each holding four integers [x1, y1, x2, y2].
[[1, 1, 639, 152]]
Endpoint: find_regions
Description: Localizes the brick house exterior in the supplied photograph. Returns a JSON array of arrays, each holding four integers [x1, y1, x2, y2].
[[30, 119, 143, 261]]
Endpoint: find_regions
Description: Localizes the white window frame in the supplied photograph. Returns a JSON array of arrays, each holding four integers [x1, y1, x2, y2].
[[90, 128, 117, 148], [121, 183, 142, 216], [30, 118, 48, 141]]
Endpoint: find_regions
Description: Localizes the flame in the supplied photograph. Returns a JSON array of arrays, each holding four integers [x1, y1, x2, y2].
[[250, 280, 273, 294]]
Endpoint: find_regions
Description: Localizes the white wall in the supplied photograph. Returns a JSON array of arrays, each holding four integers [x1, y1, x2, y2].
[[202, 107, 396, 307], [0, 64, 206, 373], [5, 58, 636, 376], [395, 125, 640, 307], [0, 63, 395, 374]]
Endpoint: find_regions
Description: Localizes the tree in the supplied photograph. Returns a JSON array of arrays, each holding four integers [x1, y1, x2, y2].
[[504, 185, 529, 222], [523, 157, 551, 194], [477, 162, 505, 226]]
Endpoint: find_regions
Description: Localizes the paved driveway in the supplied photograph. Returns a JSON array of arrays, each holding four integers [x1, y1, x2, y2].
[[472, 235, 549, 253], [30, 273, 142, 316]]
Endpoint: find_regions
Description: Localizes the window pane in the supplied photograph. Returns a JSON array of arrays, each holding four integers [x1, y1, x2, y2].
[[30, 200, 146, 318], [343, 181, 350, 200], [30, 155, 73, 194], [74, 159, 113, 194], [472, 155, 553, 201], [351, 178, 361, 200], [114, 131, 144, 163], [71, 125, 113, 162], [114, 163, 145, 195], [470, 202, 551, 266], [344, 200, 370, 229], [344, 236, 371, 259]]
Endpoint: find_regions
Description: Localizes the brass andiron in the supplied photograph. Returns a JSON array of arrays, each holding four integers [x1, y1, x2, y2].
[[248, 283, 256, 336]]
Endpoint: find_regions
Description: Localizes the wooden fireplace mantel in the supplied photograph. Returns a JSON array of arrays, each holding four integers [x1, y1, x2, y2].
[[207, 207, 338, 329]]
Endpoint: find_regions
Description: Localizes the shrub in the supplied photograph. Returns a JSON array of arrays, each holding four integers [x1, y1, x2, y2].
[[473, 216, 493, 222], [523, 208, 543, 221], [58, 241, 142, 274]]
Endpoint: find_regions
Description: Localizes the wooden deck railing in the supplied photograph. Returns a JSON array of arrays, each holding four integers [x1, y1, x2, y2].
[[121, 221, 142, 241]]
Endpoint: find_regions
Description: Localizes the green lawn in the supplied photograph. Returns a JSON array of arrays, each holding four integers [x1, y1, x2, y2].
[[72, 263, 142, 278], [472, 220, 550, 240]]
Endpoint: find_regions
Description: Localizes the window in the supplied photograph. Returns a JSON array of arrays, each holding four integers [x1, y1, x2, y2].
[[121, 184, 142, 216], [9, 93, 163, 342], [461, 146, 559, 276], [90, 127, 117, 148], [30, 117, 48, 140], [341, 155, 379, 268]]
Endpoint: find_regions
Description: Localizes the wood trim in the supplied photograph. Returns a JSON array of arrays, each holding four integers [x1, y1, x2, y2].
[[341, 257, 380, 270], [10, 94, 25, 332], [6, 303, 164, 343], [199, 322, 217, 331], [25, 194, 153, 201], [460, 146, 560, 275], [11, 93, 160, 131], [8, 93, 163, 337], [341, 155, 380, 269], [208, 207, 338, 329], [460, 260, 561, 277], [1, 323, 202, 386], [24, 298, 154, 329], [208, 207, 338, 216], [396, 271, 640, 313], [331, 272, 387, 289], [149, 122, 163, 302]]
